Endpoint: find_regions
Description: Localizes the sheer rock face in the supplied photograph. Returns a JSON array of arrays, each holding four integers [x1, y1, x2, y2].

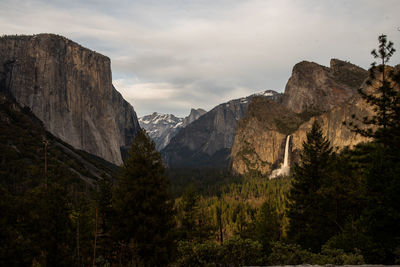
[[291, 95, 372, 154], [282, 59, 367, 113], [162, 91, 282, 168], [0, 34, 140, 165], [231, 97, 302, 175], [231, 95, 371, 175], [231, 60, 370, 175]]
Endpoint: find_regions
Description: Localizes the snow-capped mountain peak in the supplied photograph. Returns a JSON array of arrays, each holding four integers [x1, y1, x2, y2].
[[139, 109, 206, 150]]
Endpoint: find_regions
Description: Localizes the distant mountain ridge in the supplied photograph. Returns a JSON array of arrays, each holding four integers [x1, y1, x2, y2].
[[161, 59, 371, 173], [139, 108, 206, 150], [161, 90, 282, 168]]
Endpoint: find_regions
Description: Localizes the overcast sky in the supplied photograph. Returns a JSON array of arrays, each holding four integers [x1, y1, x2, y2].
[[1, 0, 399, 117]]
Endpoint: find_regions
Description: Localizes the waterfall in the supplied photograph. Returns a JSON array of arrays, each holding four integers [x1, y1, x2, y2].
[[283, 135, 290, 168], [270, 135, 291, 179]]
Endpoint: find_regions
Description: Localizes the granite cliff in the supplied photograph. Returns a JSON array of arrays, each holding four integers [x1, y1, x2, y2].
[[0, 34, 140, 165], [0, 91, 119, 186], [231, 97, 302, 174], [231, 59, 369, 175], [283, 59, 367, 113], [291, 95, 372, 154], [162, 91, 281, 168]]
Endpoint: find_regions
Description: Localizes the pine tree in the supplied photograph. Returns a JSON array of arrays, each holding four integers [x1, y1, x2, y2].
[[254, 201, 281, 253], [112, 129, 175, 266], [93, 175, 113, 264], [350, 34, 400, 147], [179, 185, 199, 240], [349, 35, 400, 263], [287, 120, 333, 252]]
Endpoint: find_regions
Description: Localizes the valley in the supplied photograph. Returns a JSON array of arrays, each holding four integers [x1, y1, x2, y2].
[[1, 33, 399, 266]]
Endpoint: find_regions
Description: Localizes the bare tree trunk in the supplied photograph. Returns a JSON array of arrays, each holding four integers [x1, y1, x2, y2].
[[217, 206, 223, 244], [77, 216, 80, 266], [43, 140, 48, 188], [93, 208, 98, 267]]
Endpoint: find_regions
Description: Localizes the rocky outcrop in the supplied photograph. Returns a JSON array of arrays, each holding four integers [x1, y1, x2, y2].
[[139, 108, 206, 151], [162, 90, 282, 168], [0, 91, 119, 186], [231, 97, 303, 175], [291, 95, 371, 154], [182, 108, 207, 127], [282, 59, 367, 114], [231, 95, 371, 175], [231, 59, 370, 175], [0, 34, 140, 165]]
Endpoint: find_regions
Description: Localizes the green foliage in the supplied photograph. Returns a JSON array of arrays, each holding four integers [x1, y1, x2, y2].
[[352, 35, 400, 143], [25, 184, 74, 266], [175, 185, 215, 241], [222, 237, 264, 266], [346, 35, 400, 263], [167, 168, 242, 197], [252, 201, 281, 252], [176, 240, 221, 267], [2, 34, 400, 266], [287, 120, 334, 251], [112, 129, 175, 265], [267, 241, 312, 264], [358, 144, 400, 263], [176, 237, 263, 267], [93, 176, 114, 263], [0, 92, 111, 266], [266, 242, 365, 265], [273, 117, 304, 135]]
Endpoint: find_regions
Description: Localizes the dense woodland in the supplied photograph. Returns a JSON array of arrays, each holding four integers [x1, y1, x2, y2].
[[1, 35, 400, 266]]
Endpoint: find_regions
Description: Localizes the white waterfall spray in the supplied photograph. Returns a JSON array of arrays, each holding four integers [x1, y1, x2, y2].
[[270, 135, 291, 179]]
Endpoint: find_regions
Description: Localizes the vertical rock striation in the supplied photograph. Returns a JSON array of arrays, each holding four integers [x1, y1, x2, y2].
[[231, 59, 369, 175], [291, 95, 372, 154], [283, 59, 367, 113], [231, 97, 302, 175], [0, 34, 140, 165]]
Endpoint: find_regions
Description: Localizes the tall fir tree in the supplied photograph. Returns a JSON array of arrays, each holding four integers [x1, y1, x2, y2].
[[351, 34, 400, 147], [93, 175, 114, 264], [287, 120, 333, 252], [253, 201, 281, 253], [349, 35, 400, 263], [112, 129, 175, 266]]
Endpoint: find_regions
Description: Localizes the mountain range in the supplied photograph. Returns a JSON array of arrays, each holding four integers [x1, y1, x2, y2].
[[0, 34, 379, 178], [139, 108, 206, 151], [161, 90, 281, 168], [162, 59, 370, 174]]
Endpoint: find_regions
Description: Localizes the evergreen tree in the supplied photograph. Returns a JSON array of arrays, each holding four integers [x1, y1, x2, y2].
[[179, 185, 200, 240], [287, 120, 333, 252], [25, 183, 74, 266], [350, 34, 400, 147], [94, 175, 113, 264], [348, 35, 400, 263], [253, 201, 281, 253], [177, 185, 214, 241], [113, 129, 175, 266]]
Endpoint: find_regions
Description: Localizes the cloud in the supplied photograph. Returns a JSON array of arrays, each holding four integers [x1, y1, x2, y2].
[[1, 0, 400, 116], [114, 78, 253, 116]]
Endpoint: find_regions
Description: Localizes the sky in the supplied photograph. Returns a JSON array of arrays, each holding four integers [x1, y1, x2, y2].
[[1, 0, 400, 117]]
